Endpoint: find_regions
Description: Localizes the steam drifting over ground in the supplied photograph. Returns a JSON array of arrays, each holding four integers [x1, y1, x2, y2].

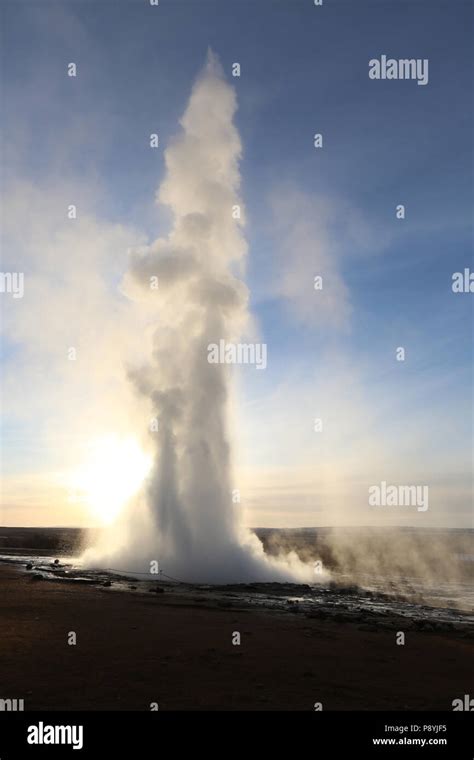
[[83, 51, 315, 584]]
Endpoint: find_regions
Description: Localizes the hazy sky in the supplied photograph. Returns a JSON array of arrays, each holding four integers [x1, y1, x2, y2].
[[1, 0, 472, 529]]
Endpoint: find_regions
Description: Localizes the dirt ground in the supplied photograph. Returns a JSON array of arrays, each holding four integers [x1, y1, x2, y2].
[[0, 564, 471, 711]]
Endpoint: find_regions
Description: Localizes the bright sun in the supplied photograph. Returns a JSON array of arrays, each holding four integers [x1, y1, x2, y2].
[[71, 435, 152, 524]]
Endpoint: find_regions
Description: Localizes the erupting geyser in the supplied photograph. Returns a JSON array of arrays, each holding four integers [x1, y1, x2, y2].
[[83, 51, 314, 583]]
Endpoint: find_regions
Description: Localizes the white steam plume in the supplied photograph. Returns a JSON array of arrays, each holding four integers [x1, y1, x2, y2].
[[84, 51, 314, 583]]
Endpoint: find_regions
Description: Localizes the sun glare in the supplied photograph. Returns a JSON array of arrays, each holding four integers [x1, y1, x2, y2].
[[71, 436, 152, 524]]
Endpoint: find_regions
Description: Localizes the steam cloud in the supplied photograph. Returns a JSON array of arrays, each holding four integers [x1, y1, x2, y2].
[[84, 51, 314, 583]]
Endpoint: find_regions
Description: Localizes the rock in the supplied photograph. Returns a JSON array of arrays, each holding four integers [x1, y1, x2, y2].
[[305, 610, 327, 619], [333, 613, 351, 622], [26, 563, 33, 570]]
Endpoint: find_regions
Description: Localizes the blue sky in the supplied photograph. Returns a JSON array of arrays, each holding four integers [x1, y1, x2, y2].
[[1, 0, 472, 527]]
